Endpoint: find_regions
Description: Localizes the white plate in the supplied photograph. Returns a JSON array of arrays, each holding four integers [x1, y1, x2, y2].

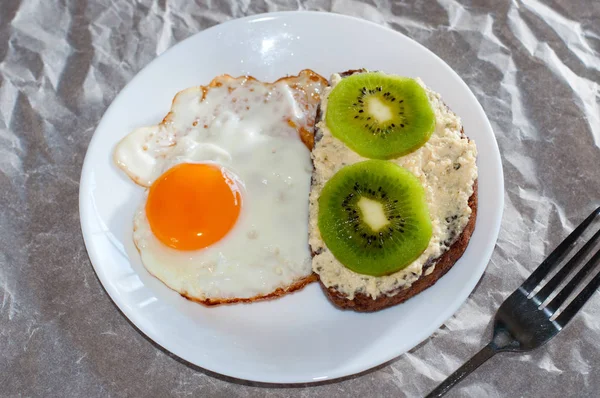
[[79, 11, 503, 383]]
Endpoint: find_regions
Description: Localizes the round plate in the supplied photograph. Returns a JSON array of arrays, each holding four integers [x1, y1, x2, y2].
[[79, 11, 503, 383]]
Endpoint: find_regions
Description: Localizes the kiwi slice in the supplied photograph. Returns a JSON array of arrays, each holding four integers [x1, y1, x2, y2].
[[326, 72, 435, 159], [318, 160, 432, 277]]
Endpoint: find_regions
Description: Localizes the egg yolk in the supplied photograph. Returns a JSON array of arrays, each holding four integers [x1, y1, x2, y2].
[[146, 163, 242, 251]]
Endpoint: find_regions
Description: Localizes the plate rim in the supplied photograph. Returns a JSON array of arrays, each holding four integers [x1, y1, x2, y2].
[[79, 10, 504, 384]]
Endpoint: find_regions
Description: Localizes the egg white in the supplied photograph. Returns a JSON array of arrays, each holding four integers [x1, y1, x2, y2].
[[114, 71, 325, 301]]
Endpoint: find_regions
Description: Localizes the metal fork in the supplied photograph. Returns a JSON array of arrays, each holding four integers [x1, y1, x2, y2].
[[427, 206, 600, 397]]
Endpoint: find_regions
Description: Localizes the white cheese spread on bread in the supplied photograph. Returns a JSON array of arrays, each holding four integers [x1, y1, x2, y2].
[[309, 74, 478, 299]]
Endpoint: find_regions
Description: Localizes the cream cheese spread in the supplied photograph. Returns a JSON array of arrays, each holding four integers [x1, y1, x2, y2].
[[309, 73, 478, 299]]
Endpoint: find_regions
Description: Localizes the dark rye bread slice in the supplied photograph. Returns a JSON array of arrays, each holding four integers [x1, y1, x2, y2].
[[312, 70, 478, 312], [322, 183, 477, 312]]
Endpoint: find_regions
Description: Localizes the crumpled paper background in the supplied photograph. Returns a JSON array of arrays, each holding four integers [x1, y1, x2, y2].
[[1, 0, 599, 396]]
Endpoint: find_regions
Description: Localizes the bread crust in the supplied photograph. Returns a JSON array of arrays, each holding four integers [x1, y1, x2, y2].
[[313, 69, 478, 312]]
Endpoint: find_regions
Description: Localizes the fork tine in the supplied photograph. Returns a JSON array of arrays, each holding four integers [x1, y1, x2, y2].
[[546, 246, 600, 315], [534, 227, 600, 304], [554, 264, 600, 327], [521, 207, 600, 294]]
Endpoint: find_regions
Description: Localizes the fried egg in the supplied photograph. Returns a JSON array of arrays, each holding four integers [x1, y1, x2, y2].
[[114, 70, 327, 304]]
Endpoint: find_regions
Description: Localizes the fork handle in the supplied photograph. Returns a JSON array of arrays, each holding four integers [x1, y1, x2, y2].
[[425, 343, 497, 397]]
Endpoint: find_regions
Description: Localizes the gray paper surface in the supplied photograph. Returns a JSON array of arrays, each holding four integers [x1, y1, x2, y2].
[[1, 0, 600, 396]]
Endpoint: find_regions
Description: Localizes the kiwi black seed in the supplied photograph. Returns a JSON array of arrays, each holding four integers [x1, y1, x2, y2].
[[318, 160, 432, 277], [326, 72, 436, 159]]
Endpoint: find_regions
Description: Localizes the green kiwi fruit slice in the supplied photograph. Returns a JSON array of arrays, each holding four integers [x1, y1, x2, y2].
[[326, 72, 435, 159], [318, 160, 432, 277]]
